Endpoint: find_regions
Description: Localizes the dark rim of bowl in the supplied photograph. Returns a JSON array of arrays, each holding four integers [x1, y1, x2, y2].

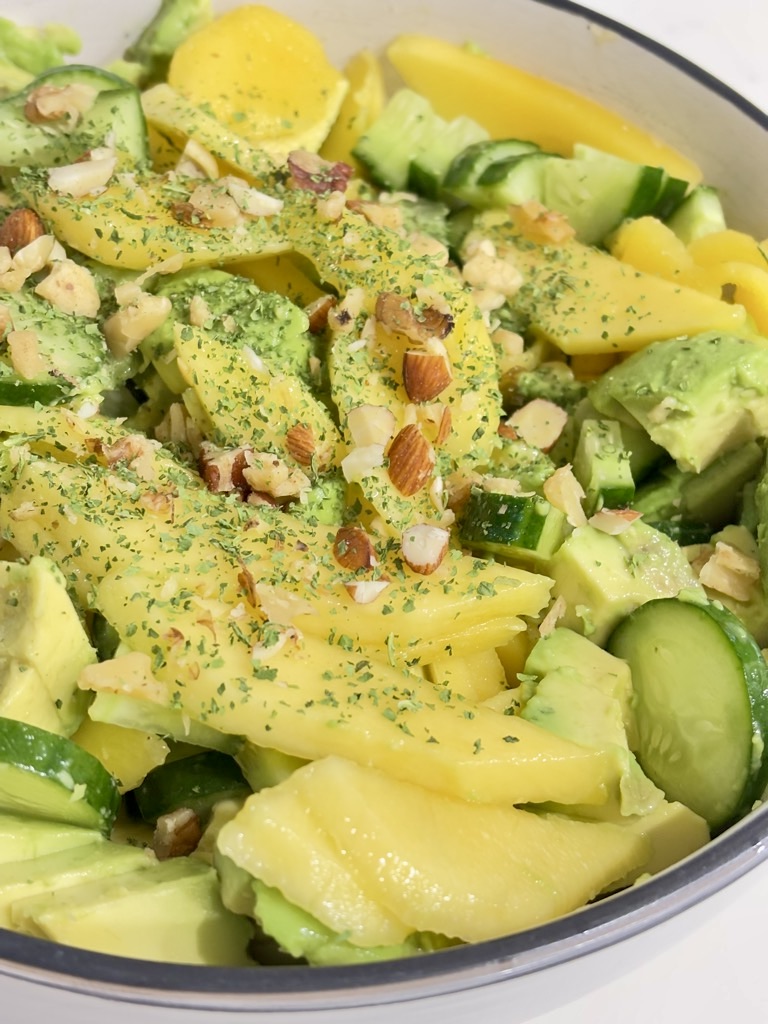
[[2, 0, 767, 1011]]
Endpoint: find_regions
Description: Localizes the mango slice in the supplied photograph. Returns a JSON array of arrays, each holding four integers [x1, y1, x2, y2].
[[219, 756, 647, 944], [320, 49, 386, 171], [167, 5, 348, 158], [386, 34, 701, 183]]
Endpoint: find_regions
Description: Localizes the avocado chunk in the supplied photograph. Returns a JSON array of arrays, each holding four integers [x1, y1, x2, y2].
[[0, 17, 79, 77], [549, 521, 703, 645], [0, 557, 96, 735], [521, 628, 663, 817], [123, 0, 212, 87], [0, 839, 153, 926], [590, 333, 768, 472], [11, 856, 254, 965], [0, 812, 100, 865]]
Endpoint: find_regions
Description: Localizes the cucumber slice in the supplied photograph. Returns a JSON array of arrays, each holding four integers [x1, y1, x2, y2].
[[665, 185, 727, 243], [443, 138, 540, 206], [351, 88, 437, 190], [543, 146, 664, 244], [644, 520, 713, 546], [608, 597, 768, 831], [475, 151, 555, 209], [460, 488, 567, 564], [0, 717, 120, 834], [407, 115, 488, 199], [572, 418, 635, 515], [133, 750, 251, 825]]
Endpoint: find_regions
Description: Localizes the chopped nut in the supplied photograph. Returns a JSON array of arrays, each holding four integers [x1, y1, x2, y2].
[[47, 152, 117, 198], [333, 525, 378, 570], [6, 329, 48, 379], [242, 451, 311, 502], [348, 199, 404, 232], [347, 404, 396, 447], [509, 200, 576, 245], [402, 346, 453, 403], [462, 250, 523, 297], [543, 465, 587, 527], [285, 423, 316, 466], [187, 182, 242, 228], [344, 579, 390, 604], [304, 293, 338, 333], [401, 523, 450, 575], [188, 293, 213, 328], [375, 291, 454, 343], [287, 149, 353, 194], [327, 287, 366, 333], [171, 200, 212, 228], [0, 209, 46, 255], [387, 423, 435, 496], [588, 508, 643, 535], [505, 398, 569, 452], [24, 82, 97, 125], [316, 189, 348, 221], [34, 258, 101, 318], [198, 443, 253, 496], [221, 175, 284, 217], [175, 138, 219, 179], [103, 291, 172, 357], [539, 596, 567, 637], [435, 405, 452, 447], [153, 807, 202, 861], [698, 541, 761, 602], [340, 443, 386, 483], [98, 434, 160, 481]]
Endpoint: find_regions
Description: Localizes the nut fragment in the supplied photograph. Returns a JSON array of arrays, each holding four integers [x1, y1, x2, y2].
[[543, 465, 587, 527], [509, 200, 576, 245], [171, 201, 212, 228], [287, 149, 354, 194], [375, 291, 454, 344], [304, 294, 337, 334], [387, 423, 435, 496], [347, 404, 396, 448], [333, 525, 378, 570], [285, 423, 316, 466], [588, 508, 643, 536], [0, 209, 45, 255], [35, 258, 101, 318], [24, 82, 98, 125], [505, 398, 569, 453], [402, 346, 453, 403], [401, 523, 450, 575], [344, 579, 390, 604], [153, 807, 202, 861], [47, 151, 117, 198], [198, 442, 253, 496]]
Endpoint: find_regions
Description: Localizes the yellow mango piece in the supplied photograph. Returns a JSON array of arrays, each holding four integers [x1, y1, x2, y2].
[[713, 261, 768, 334], [609, 216, 722, 298], [217, 775, 411, 946], [387, 35, 701, 182], [467, 213, 748, 354], [72, 718, 169, 793], [426, 647, 507, 703], [688, 228, 768, 269], [320, 49, 386, 171], [230, 757, 647, 944], [238, 253, 325, 307], [167, 5, 348, 158]]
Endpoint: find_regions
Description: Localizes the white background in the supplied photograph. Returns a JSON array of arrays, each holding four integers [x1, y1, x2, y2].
[[2, 0, 768, 1022]]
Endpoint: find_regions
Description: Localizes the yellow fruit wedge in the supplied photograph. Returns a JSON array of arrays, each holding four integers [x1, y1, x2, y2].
[[320, 49, 386, 170], [688, 228, 768, 269], [220, 757, 648, 944], [167, 5, 348, 158], [387, 34, 702, 183]]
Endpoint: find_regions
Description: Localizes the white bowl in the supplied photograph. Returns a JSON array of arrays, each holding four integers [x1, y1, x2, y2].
[[1, 0, 767, 1017]]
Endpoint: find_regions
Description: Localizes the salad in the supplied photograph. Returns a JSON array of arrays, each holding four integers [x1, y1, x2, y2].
[[0, 0, 767, 969]]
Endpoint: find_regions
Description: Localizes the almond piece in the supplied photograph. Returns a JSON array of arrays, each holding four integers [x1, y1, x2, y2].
[[401, 523, 450, 575], [304, 294, 337, 334], [333, 525, 378, 570], [0, 209, 45, 256], [347, 404, 396, 448], [375, 291, 454, 343], [505, 398, 568, 452], [402, 348, 453, 403], [344, 579, 390, 604], [588, 508, 643, 536], [387, 424, 435, 496], [285, 424, 316, 466]]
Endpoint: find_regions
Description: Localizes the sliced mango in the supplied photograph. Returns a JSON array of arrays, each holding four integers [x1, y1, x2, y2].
[[466, 213, 748, 354], [386, 34, 701, 182], [609, 216, 723, 298], [688, 229, 768, 270], [320, 49, 386, 171], [71, 718, 169, 794], [167, 5, 347, 158], [221, 756, 647, 944]]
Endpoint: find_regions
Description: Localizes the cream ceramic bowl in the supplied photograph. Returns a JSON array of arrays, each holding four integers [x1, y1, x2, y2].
[[1, 0, 767, 1015]]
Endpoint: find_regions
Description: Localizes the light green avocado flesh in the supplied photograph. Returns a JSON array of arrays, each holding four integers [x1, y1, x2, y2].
[[590, 333, 768, 473]]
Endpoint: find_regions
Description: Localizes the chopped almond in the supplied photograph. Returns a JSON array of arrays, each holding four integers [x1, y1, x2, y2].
[[375, 291, 454, 343], [509, 200, 576, 245], [402, 345, 453, 403], [6, 329, 48, 379], [543, 465, 587, 527], [34, 258, 101, 318], [347, 404, 396, 447], [344, 579, 390, 604], [285, 423, 316, 467], [401, 523, 450, 575], [698, 542, 761, 602], [333, 525, 378, 570], [0, 208, 46, 255], [588, 508, 643, 535], [505, 398, 568, 452], [387, 423, 435, 496]]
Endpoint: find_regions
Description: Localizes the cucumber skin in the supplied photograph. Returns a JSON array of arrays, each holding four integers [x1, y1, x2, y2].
[[0, 717, 120, 835], [608, 598, 768, 831]]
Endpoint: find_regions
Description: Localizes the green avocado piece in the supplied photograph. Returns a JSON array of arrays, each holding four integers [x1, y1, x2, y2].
[[549, 521, 703, 645], [124, 0, 212, 87], [0, 557, 95, 735], [590, 333, 768, 473], [11, 856, 254, 965], [0, 839, 152, 927], [0, 17, 80, 76], [0, 812, 100, 865], [521, 628, 663, 817], [143, 268, 313, 395]]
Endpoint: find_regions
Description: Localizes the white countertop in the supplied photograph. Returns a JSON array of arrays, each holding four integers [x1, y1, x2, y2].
[[2, 1, 767, 1022]]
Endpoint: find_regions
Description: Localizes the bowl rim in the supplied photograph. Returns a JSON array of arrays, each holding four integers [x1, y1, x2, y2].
[[2, 0, 767, 1011]]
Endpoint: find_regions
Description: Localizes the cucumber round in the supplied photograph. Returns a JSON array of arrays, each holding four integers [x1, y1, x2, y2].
[[0, 717, 120, 835], [608, 598, 768, 831], [133, 750, 250, 825]]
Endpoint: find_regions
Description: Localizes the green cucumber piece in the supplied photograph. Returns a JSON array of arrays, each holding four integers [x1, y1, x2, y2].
[[443, 138, 540, 206], [0, 717, 120, 834], [351, 88, 437, 190], [652, 174, 689, 220], [665, 185, 726, 243], [572, 418, 635, 515], [407, 115, 488, 200], [133, 750, 250, 824], [475, 151, 555, 209], [608, 597, 768, 831], [543, 145, 665, 244], [460, 487, 567, 564], [644, 520, 713, 546]]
